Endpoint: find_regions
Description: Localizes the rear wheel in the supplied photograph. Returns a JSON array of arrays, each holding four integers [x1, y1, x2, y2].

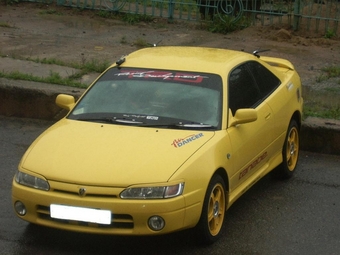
[[278, 119, 300, 178], [196, 174, 226, 245]]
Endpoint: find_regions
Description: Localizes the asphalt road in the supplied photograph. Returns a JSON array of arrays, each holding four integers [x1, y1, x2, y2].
[[1, 116, 340, 255]]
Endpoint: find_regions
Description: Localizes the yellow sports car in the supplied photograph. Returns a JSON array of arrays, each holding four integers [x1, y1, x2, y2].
[[12, 46, 303, 244]]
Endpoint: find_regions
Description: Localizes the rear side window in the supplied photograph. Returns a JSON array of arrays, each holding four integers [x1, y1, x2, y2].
[[247, 61, 281, 98]]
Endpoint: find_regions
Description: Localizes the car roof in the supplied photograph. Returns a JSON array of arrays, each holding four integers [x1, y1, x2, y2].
[[116, 46, 258, 74]]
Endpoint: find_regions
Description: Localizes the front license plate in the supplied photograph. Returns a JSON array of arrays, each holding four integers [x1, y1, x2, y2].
[[50, 204, 111, 225]]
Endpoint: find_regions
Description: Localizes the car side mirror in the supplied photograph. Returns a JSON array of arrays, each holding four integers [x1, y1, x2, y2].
[[56, 94, 76, 111], [229, 109, 258, 127]]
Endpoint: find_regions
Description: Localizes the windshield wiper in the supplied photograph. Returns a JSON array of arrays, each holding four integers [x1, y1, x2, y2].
[[76, 117, 143, 124], [75, 115, 215, 129], [76, 117, 114, 123], [140, 122, 214, 129], [179, 123, 213, 128], [114, 118, 143, 124]]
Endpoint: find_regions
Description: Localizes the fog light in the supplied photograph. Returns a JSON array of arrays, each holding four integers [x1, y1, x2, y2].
[[14, 201, 26, 216], [148, 216, 165, 231]]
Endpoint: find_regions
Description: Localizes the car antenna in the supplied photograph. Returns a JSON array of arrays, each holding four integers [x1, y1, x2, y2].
[[252, 49, 270, 58]]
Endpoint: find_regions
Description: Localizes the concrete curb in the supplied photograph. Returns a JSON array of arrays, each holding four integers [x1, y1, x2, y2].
[[300, 117, 340, 155], [0, 78, 84, 120], [1, 77, 340, 155]]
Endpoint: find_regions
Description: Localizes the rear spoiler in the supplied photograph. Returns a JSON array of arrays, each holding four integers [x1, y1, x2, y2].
[[260, 56, 295, 70]]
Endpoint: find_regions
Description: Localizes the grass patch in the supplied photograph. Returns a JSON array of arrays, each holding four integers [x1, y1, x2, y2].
[[316, 65, 340, 83], [0, 21, 12, 28], [0, 56, 111, 88], [120, 36, 128, 44], [322, 66, 340, 78], [80, 59, 111, 73], [39, 9, 64, 15], [304, 105, 340, 120], [303, 65, 340, 119], [29, 57, 66, 66], [133, 37, 152, 48], [121, 13, 154, 24], [96, 10, 117, 19], [25, 57, 110, 73], [95, 10, 154, 25], [324, 87, 340, 93], [303, 86, 340, 120], [0, 70, 86, 88]]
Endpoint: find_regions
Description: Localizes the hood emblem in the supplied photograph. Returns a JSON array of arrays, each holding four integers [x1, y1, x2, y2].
[[79, 188, 86, 197]]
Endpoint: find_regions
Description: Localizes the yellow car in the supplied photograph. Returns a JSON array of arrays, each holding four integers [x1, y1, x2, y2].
[[12, 46, 303, 244]]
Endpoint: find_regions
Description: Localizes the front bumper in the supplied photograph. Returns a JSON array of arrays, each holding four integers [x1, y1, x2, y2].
[[12, 180, 200, 235]]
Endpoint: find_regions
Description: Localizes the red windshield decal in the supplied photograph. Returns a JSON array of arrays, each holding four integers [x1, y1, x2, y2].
[[115, 70, 207, 83]]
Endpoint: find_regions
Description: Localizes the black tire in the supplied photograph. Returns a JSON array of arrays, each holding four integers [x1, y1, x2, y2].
[[195, 174, 226, 245], [277, 119, 300, 179]]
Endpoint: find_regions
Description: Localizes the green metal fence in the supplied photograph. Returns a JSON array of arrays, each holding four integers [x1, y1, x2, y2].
[[292, 0, 340, 35], [25, 0, 340, 34]]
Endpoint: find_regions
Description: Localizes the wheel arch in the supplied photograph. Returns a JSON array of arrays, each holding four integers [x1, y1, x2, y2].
[[194, 167, 229, 244], [291, 110, 302, 130], [213, 167, 229, 206]]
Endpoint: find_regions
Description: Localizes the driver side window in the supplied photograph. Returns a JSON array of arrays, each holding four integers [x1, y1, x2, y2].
[[228, 64, 261, 115]]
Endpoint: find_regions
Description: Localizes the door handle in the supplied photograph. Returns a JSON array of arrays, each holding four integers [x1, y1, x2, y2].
[[265, 113, 271, 120]]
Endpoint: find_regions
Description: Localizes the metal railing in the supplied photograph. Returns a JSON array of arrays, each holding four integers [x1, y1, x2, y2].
[[24, 0, 340, 34]]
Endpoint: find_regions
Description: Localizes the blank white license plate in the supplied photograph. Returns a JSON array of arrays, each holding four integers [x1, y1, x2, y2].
[[50, 204, 111, 225]]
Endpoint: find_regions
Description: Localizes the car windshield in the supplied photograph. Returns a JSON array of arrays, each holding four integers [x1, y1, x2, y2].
[[68, 67, 222, 130]]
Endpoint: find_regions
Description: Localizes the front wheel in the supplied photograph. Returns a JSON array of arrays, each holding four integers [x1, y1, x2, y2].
[[195, 174, 226, 245], [277, 119, 300, 179]]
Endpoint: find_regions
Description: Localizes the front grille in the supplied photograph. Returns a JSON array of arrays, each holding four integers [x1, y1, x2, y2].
[[36, 205, 134, 229], [52, 189, 118, 198]]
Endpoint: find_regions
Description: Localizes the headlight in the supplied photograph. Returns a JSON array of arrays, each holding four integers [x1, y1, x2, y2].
[[120, 183, 184, 199], [15, 171, 50, 191]]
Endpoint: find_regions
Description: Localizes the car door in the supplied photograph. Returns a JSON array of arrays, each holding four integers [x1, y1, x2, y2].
[[226, 62, 277, 196], [247, 60, 293, 162]]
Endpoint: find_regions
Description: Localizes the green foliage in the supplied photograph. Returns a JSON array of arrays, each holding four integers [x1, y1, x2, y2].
[[324, 29, 336, 39], [206, 15, 250, 34], [121, 13, 154, 24], [1, 0, 19, 5]]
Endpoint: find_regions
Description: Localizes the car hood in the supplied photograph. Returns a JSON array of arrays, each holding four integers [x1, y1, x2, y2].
[[21, 119, 215, 186]]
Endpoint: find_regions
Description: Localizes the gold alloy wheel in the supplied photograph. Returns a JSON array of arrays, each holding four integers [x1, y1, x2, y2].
[[207, 183, 226, 236], [286, 126, 299, 171]]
